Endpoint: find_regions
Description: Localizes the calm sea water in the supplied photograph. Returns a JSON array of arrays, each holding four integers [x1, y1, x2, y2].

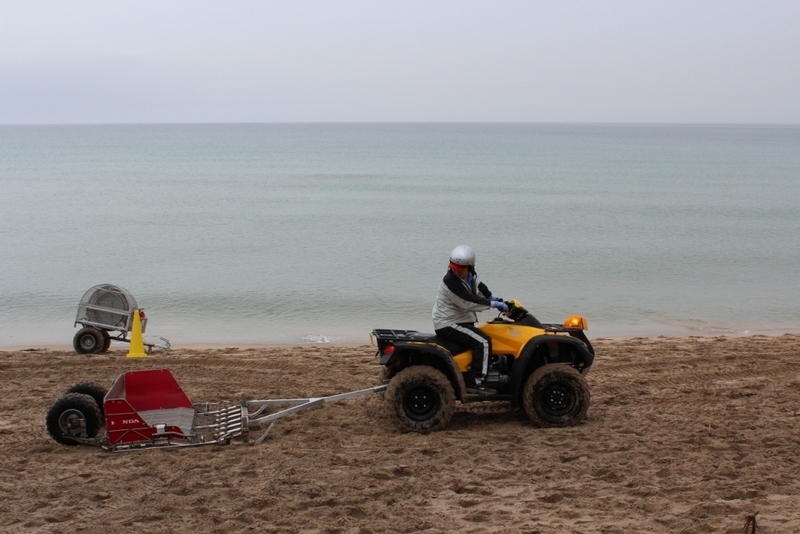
[[1, 123, 799, 346]]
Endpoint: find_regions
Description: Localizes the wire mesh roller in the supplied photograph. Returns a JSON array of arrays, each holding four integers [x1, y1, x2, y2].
[[75, 284, 145, 333]]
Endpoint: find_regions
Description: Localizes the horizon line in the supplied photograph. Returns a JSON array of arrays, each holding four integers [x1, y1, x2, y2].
[[2, 120, 799, 128]]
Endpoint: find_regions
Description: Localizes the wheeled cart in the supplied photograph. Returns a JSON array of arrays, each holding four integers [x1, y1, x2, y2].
[[72, 284, 169, 354]]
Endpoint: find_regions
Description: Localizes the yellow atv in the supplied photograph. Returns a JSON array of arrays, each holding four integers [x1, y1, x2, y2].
[[371, 300, 593, 432]]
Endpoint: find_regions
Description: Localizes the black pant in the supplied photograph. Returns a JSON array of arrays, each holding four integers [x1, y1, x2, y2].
[[435, 323, 492, 379]]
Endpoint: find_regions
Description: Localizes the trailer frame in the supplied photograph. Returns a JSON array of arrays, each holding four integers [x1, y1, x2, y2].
[[46, 369, 387, 451]]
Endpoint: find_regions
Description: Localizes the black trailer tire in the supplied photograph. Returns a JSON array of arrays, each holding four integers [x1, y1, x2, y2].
[[522, 364, 590, 427], [65, 381, 107, 416], [100, 330, 112, 353], [386, 366, 455, 433], [73, 327, 104, 354], [46, 393, 103, 446]]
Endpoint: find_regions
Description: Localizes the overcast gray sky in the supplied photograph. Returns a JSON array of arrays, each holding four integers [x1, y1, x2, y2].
[[1, 0, 799, 125]]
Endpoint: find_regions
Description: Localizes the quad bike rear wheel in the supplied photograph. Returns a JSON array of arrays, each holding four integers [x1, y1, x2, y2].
[[386, 366, 455, 433], [522, 364, 590, 427], [73, 326, 105, 354], [46, 393, 103, 446]]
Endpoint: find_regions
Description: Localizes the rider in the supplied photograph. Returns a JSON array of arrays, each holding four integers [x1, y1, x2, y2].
[[432, 245, 508, 394]]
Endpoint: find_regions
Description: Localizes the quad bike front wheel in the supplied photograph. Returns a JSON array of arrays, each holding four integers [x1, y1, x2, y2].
[[386, 366, 456, 433], [522, 364, 590, 427], [73, 326, 105, 354], [46, 393, 103, 445]]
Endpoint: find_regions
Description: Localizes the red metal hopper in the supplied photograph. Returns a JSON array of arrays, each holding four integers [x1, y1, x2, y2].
[[105, 369, 195, 445]]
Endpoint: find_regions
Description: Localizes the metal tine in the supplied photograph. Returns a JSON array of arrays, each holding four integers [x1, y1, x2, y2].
[[216, 421, 243, 435], [197, 405, 238, 416], [214, 408, 242, 430], [194, 405, 243, 432]]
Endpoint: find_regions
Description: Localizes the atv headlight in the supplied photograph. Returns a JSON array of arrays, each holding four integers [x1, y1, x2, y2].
[[564, 315, 588, 330]]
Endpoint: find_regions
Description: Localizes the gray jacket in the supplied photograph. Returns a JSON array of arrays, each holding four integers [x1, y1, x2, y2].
[[432, 269, 494, 330]]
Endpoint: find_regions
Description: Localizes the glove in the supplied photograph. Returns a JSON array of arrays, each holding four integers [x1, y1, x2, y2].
[[490, 295, 503, 302], [491, 301, 509, 313]]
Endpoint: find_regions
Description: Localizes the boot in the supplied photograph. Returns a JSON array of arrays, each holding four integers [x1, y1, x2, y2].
[[467, 377, 496, 395]]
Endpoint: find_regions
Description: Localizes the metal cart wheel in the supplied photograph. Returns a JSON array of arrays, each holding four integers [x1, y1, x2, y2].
[[100, 330, 111, 352], [73, 326, 105, 354], [65, 381, 108, 416], [46, 393, 103, 446]]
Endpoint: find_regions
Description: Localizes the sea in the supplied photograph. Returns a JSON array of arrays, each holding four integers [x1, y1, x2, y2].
[[1, 123, 799, 347]]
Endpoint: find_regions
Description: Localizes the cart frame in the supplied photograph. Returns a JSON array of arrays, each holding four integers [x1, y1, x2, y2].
[[47, 369, 386, 451]]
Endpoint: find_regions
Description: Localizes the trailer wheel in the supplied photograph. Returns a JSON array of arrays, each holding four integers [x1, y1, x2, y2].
[[73, 326, 104, 354], [65, 381, 107, 417], [46, 393, 103, 445], [522, 364, 590, 427], [100, 330, 111, 353], [386, 366, 455, 433]]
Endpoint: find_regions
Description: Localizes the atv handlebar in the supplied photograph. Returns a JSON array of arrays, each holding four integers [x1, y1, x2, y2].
[[493, 299, 527, 321]]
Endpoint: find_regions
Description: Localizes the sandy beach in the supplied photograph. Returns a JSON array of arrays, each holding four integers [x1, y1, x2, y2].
[[1, 334, 799, 533]]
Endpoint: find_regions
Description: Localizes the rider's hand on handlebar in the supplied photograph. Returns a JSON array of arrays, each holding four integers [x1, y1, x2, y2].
[[491, 301, 509, 313], [490, 295, 504, 303]]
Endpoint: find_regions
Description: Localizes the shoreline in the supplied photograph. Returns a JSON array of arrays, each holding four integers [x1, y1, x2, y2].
[[4, 314, 798, 353], [0, 342, 367, 352], [2, 330, 798, 353]]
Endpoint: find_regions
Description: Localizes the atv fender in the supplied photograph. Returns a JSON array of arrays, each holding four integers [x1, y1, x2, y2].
[[381, 342, 469, 400], [509, 335, 594, 408]]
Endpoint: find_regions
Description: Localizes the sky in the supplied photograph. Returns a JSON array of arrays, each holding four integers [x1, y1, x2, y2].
[[1, 0, 799, 125]]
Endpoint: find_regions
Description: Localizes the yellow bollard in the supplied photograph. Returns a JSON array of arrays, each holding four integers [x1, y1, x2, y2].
[[126, 309, 147, 358]]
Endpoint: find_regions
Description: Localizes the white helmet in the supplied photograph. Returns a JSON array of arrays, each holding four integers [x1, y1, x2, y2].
[[449, 245, 475, 267]]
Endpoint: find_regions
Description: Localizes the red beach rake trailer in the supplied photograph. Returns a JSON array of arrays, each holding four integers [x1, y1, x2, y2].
[[46, 369, 387, 451]]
